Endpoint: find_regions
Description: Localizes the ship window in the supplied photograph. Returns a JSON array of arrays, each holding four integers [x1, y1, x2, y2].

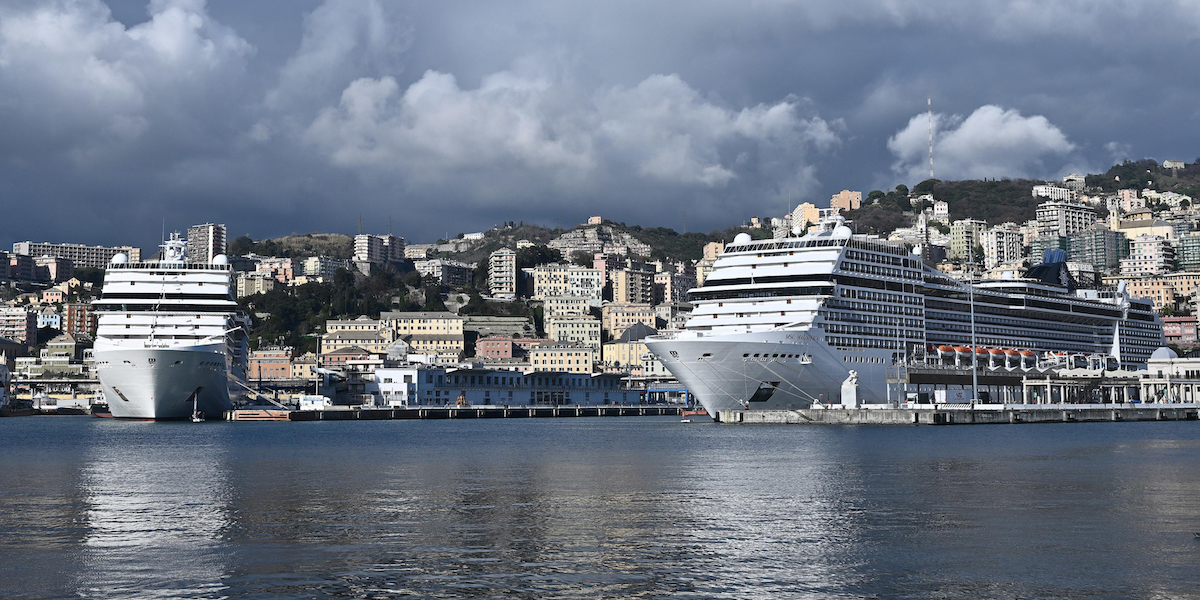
[[754, 354, 760, 357], [743, 354, 749, 358]]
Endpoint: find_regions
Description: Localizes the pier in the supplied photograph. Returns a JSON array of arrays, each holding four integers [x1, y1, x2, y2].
[[226, 405, 683, 421], [718, 403, 1200, 425]]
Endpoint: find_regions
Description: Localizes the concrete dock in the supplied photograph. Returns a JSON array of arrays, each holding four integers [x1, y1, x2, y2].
[[719, 403, 1200, 425], [226, 405, 682, 421]]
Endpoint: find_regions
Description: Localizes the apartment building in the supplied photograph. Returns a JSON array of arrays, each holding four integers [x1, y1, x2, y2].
[[601, 303, 655, 337], [380, 311, 465, 361], [601, 322, 658, 373], [302, 256, 351, 279], [830, 190, 862, 212], [488, 248, 517, 298], [612, 268, 655, 304], [1120, 235, 1175, 277], [12, 241, 141, 270], [33, 256, 73, 282], [949, 219, 987, 261], [528, 342, 595, 374], [415, 259, 474, 288], [1036, 201, 1096, 237], [543, 295, 590, 317], [545, 315, 601, 350], [1032, 185, 1078, 202], [527, 264, 603, 301], [63, 303, 95, 337], [981, 224, 1024, 269], [236, 273, 277, 298], [248, 346, 293, 381], [0, 306, 36, 345], [186, 223, 226, 263], [354, 234, 405, 264], [1069, 229, 1128, 271]]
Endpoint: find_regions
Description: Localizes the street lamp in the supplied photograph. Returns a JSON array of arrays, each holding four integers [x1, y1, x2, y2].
[[969, 265, 979, 403]]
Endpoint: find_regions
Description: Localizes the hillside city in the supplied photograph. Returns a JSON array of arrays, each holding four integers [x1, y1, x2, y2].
[[3, 157, 1200, 404]]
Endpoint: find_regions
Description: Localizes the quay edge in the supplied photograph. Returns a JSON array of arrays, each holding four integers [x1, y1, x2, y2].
[[719, 404, 1200, 425]]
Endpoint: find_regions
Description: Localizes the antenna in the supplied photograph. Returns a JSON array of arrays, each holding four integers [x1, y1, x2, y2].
[[388, 215, 392, 236], [682, 210, 687, 233], [928, 94, 934, 179], [358, 215, 363, 235]]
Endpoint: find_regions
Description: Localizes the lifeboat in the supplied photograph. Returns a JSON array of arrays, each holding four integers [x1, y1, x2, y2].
[[1018, 349, 1037, 368], [1003, 349, 1021, 368], [987, 347, 1005, 368]]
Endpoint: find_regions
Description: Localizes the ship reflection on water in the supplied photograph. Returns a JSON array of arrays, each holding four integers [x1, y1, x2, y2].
[[2, 417, 1200, 599], [75, 421, 234, 598]]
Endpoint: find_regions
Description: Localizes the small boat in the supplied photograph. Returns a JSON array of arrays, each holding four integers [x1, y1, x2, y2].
[[680, 418, 693, 423]]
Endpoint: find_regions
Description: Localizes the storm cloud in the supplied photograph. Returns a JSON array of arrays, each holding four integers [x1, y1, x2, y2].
[[1, 0, 1197, 250]]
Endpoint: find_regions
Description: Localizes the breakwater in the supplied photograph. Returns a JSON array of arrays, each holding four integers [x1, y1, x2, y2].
[[719, 403, 1200, 425]]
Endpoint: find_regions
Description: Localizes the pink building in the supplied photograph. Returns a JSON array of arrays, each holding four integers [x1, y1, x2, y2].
[[1162, 316, 1198, 344], [831, 190, 862, 212], [477, 337, 515, 359]]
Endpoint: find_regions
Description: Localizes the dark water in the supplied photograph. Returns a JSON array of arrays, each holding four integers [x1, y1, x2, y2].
[[2, 417, 1200, 599]]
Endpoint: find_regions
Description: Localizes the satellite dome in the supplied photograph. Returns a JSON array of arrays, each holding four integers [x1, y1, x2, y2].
[[733, 233, 753, 245], [1150, 347, 1178, 360], [211, 254, 229, 265], [110, 253, 129, 264], [832, 225, 852, 238]]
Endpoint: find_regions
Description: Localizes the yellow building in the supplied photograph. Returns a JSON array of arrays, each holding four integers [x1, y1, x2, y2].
[[790, 202, 820, 230], [601, 303, 655, 337], [831, 190, 862, 212], [528, 342, 595, 374], [546, 315, 601, 350], [544, 295, 591, 317], [601, 322, 658, 373], [320, 330, 390, 355], [1101, 271, 1200, 313], [379, 311, 465, 361], [291, 353, 318, 381]]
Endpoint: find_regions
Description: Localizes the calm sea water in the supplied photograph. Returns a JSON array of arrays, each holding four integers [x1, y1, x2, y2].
[[2, 416, 1199, 599]]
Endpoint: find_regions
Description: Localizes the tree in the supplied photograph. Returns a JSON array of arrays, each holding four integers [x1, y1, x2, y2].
[[228, 235, 254, 256], [74, 268, 104, 286], [913, 178, 940, 196], [516, 245, 561, 270], [894, 184, 909, 197]]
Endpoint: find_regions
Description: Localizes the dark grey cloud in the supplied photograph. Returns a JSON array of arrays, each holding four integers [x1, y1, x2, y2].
[[1, 0, 1198, 252]]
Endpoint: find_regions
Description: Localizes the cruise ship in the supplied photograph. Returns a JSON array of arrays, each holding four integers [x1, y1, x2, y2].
[[645, 217, 1164, 417], [93, 234, 250, 420]]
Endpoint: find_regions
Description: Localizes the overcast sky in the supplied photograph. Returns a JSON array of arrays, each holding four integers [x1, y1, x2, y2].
[[2, 0, 1197, 250]]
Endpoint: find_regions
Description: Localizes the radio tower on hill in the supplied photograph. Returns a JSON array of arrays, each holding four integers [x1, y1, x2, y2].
[[928, 94, 934, 179]]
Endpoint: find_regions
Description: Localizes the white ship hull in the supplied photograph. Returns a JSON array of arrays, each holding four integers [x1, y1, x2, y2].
[[96, 344, 241, 420], [646, 331, 893, 415]]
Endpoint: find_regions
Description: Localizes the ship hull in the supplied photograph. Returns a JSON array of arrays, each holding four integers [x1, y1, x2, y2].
[[96, 345, 240, 420], [646, 331, 894, 417]]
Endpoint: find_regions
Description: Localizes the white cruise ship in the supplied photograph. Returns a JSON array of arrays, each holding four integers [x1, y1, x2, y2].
[[93, 234, 250, 420], [645, 217, 1164, 418]]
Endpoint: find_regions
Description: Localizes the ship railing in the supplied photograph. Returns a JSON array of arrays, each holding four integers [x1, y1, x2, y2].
[[107, 262, 231, 271]]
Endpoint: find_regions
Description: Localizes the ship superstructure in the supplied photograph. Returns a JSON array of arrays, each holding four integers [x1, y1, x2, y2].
[[645, 218, 1163, 417], [93, 234, 250, 419]]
